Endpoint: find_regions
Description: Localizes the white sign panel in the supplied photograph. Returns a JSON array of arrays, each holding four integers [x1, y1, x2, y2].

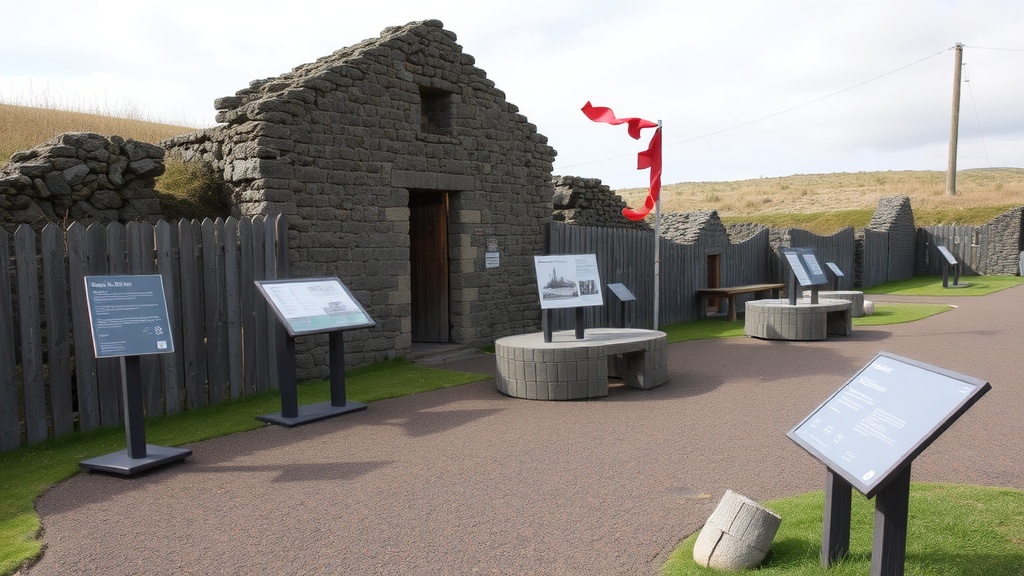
[[534, 254, 603, 309], [256, 277, 375, 336]]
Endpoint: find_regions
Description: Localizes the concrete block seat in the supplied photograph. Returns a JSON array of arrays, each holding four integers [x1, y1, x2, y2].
[[495, 328, 668, 400], [744, 298, 852, 341], [817, 290, 865, 317]]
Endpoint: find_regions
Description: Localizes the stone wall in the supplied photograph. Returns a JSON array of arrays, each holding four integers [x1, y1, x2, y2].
[[552, 175, 649, 230], [982, 207, 1024, 275], [867, 195, 916, 282], [0, 132, 164, 232], [164, 20, 556, 374]]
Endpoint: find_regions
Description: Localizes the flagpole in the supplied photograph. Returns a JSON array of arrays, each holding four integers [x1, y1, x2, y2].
[[653, 120, 662, 331]]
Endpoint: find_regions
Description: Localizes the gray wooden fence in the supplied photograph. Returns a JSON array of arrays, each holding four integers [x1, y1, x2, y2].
[[784, 228, 857, 289], [916, 225, 986, 276], [547, 222, 771, 329], [1, 214, 287, 451]]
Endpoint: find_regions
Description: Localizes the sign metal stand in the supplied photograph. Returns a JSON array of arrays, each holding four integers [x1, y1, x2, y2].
[[255, 277, 375, 427], [788, 352, 990, 576], [79, 274, 191, 476], [781, 247, 829, 304]]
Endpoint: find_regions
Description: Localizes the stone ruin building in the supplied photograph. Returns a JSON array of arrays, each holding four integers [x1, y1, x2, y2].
[[552, 175, 648, 230], [163, 19, 556, 373]]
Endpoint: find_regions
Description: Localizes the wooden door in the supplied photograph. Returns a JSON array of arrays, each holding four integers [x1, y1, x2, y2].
[[409, 193, 449, 342], [706, 254, 721, 313]]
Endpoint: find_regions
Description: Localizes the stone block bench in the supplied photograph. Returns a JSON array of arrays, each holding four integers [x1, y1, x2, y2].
[[495, 328, 668, 400], [817, 290, 865, 317], [744, 298, 852, 341], [696, 283, 786, 322]]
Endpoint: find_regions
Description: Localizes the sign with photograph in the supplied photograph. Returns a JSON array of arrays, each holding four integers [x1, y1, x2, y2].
[[788, 352, 989, 497], [256, 277, 375, 336], [534, 254, 603, 309], [84, 275, 174, 358]]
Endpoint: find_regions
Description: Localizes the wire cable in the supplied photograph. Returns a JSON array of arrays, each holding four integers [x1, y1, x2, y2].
[[560, 48, 950, 170]]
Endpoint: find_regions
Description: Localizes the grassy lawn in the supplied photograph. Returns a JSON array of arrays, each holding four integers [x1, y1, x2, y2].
[[863, 275, 1024, 297], [662, 483, 1024, 575], [0, 360, 490, 576]]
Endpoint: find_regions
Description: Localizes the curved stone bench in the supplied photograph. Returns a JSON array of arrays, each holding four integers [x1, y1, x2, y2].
[[744, 298, 852, 341], [818, 290, 865, 317], [495, 328, 668, 400]]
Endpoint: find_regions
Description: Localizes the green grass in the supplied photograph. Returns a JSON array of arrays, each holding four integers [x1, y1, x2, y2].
[[662, 483, 1024, 575], [863, 275, 1024, 297], [660, 301, 951, 343], [0, 359, 489, 576]]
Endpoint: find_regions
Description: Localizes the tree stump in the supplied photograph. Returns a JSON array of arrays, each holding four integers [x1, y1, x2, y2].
[[692, 490, 782, 570]]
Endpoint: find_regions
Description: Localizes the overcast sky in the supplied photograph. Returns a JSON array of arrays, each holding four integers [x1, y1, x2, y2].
[[3, 0, 1022, 189]]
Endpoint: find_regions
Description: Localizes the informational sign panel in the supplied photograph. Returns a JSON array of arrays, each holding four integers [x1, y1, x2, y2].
[[937, 245, 959, 265], [788, 352, 989, 497], [534, 254, 603, 309], [607, 283, 636, 302], [782, 247, 829, 287], [84, 275, 174, 358], [256, 277, 375, 336], [825, 262, 844, 278]]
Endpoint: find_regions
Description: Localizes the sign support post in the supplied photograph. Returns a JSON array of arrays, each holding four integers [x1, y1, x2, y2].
[[822, 469, 852, 566], [79, 274, 190, 476], [255, 277, 374, 427], [788, 352, 990, 576]]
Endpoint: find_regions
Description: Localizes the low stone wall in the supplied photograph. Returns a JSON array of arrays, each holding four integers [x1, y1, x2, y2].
[[552, 175, 649, 230], [0, 132, 165, 232]]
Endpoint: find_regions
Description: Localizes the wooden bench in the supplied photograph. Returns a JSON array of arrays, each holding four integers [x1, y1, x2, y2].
[[696, 283, 786, 322]]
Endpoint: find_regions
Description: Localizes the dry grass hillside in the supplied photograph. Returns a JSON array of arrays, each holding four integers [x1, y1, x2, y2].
[[619, 168, 1024, 232], [3, 103, 1023, 232], [0, 103, 195, 163]]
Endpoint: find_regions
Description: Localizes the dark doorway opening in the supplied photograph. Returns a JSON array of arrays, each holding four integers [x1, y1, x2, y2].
[[706, 254, 721, 314], [409, 192, 450, 342]]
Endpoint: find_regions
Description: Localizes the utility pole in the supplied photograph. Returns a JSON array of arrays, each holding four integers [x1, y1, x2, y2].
[[946, 43, 963, 196]]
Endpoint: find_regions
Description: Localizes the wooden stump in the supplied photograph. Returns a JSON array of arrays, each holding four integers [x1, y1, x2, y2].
[[692, 490, 782, 570]]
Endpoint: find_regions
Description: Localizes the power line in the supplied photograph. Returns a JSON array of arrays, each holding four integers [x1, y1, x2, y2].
[[559, 47, 949, 170]]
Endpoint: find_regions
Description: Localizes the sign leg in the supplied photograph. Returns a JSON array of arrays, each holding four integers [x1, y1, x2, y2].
[[871, 465, 912, 576], [575, 307, 585, 339], [822, 468, 852, 567], [279, 336, 298, 418], [121, 356, 146, 459], [329, 331, 347, 407], [543, 309, 552, 343]]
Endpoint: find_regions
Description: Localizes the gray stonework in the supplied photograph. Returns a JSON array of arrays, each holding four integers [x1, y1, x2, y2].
[[0, 132, 164, 232], [163, 20, 556, 376], [868, 195, 916, 282], [981, 207, 1024, 275], [552, 175, 649, 230]]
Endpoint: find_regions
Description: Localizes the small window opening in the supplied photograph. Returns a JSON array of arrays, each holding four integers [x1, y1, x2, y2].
[[419, 87, 454, 135]]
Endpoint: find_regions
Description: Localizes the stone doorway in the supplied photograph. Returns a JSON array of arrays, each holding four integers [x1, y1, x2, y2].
[[409, 191, 450, 342]]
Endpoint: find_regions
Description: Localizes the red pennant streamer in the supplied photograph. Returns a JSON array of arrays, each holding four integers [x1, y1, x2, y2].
[[581, 101, 662, 221]]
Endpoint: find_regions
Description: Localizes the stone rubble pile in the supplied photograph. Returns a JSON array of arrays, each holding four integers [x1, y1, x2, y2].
[[0, 132, 165, 232]]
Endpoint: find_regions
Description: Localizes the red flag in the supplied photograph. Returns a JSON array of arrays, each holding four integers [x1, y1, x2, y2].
[[581, 102, 657, 139], [581, 101, 662, 221]]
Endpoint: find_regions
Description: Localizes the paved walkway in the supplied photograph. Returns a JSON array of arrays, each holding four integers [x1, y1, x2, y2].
[[26, 286, 1024, 575]]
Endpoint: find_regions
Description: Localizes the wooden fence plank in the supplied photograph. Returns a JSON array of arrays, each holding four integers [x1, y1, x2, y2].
[[15, 226, 47, 444], [202, 218, 228, 404], [41, 224, 74, 437], [156, 221, 184, 414], [128, 222, 164, 416], [0, 230, 20, 449], [67, 223, 100, 431], [224, 217, 243, 399], [239, 217, 258, 395], [178, 219, 207, 409], [97, 223, 126, 426], [251, 216, 270, 393]]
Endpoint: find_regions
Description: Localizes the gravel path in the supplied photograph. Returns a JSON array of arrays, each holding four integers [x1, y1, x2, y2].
[[26, 285, 1024, 575]]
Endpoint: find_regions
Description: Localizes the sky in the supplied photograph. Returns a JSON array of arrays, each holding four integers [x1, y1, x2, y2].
[[3, 0, 1023, 190]]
